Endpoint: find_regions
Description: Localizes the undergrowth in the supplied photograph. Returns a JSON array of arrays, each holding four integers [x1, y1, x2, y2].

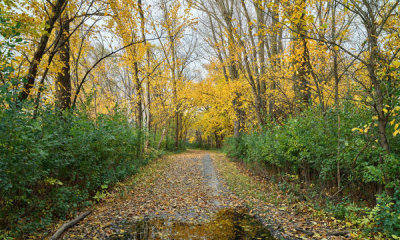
[[0, 106, 163, 238], [223, 104, 400, 238]]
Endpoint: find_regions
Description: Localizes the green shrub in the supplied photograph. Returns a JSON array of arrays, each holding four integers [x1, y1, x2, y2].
[[367, 190, 400, 237], [225, 103, 388, 187], [0, 106, 155, 237], [225, 103, 400, 236], [225, 135, 247, 161], [325, 198, 363, 221]]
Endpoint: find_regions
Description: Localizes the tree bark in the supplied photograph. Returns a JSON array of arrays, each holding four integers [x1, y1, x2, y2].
[[18, 0, 68, 102], [292, 0, 311, 110], [56, 12, 71, 110], [134, 61, 142, 129], [331, 1, 341, 190]]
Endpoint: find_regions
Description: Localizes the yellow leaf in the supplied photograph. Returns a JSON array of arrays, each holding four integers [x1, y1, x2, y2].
[[394, 130, 400, 137]]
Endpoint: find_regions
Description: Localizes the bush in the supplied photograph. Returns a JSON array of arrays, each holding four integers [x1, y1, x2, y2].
[[224, 104, 389, 187], [225, 103, 400, 236], [225, 135, 247, 161], [0, 106, 153, 237], [366, 189, 400, 238]]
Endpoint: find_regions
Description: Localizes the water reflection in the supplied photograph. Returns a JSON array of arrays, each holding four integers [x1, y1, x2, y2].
[[109, 208, 275, 240]]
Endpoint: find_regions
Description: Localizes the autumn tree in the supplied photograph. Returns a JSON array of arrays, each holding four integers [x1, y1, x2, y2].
[[18, 0, 68, 102]]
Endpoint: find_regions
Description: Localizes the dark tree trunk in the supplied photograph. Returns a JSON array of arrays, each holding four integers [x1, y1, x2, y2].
[[134, 61, 142, 129], [292, 0, 311, 110], [18, 0, 68, 102], [56, 13, 71, 110], [215, 132, 222, 149]]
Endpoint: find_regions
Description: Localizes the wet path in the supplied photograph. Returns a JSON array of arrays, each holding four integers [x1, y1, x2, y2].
[[202, 154, 222, 206], [58, 150, 274, 239]]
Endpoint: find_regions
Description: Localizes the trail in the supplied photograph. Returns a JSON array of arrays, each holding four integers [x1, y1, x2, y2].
[[202, 154, 223, 206], [52, 150, 351, 240], [57, 150, 268, 239]]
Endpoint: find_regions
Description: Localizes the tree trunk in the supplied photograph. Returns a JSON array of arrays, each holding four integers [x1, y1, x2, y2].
[[157, 127, 167, 150], [175, 110, 179, 149], [268, 0, 281, 121], [366, 23, 390, 154], [215, 132, 222, 148], [196, 130, 203, 147], [332, 1, 341, 190], [292, 0, 311, 110], [138, 0, 151, 149], [165, 120, 170, 149], [134, 61, 142, 129], [56, 12, 71, 110], [19, 0, 68, 102]]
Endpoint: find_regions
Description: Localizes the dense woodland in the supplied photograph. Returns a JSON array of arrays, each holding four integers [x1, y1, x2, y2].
[[1, 0, 400, 238]]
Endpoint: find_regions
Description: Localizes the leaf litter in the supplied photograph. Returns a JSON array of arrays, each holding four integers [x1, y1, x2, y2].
[[210, 152, 354, 240], [45, 150, 353, 239], [52, 151, 252, 239]]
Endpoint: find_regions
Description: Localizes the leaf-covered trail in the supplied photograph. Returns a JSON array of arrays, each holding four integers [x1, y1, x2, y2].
[[51, 150, 352, 239], [57, 150, 245, 239]]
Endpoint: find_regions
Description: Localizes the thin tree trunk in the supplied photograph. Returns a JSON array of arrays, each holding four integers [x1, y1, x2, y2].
[[332, 1, 341, 190], [157, 127, 167, 150], [138, 0, 151, 150], [134, 61, 142, 129], [268, 0, 280, 121]]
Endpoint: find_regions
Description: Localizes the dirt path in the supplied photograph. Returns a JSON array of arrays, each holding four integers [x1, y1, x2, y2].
[[49, 150, 351, 240], [202, 154, 223, 206], [56, 150, 252, 239]]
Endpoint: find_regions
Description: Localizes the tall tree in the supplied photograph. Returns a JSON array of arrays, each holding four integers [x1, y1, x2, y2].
[[18, 0, 68, 102], [56, 12, 72, 110]]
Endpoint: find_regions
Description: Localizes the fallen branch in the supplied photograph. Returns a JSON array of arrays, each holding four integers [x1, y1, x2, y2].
[[50, 211, 92, 240]]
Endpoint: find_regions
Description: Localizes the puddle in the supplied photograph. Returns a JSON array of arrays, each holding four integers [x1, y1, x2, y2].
[[108, 208, 275, 240]]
